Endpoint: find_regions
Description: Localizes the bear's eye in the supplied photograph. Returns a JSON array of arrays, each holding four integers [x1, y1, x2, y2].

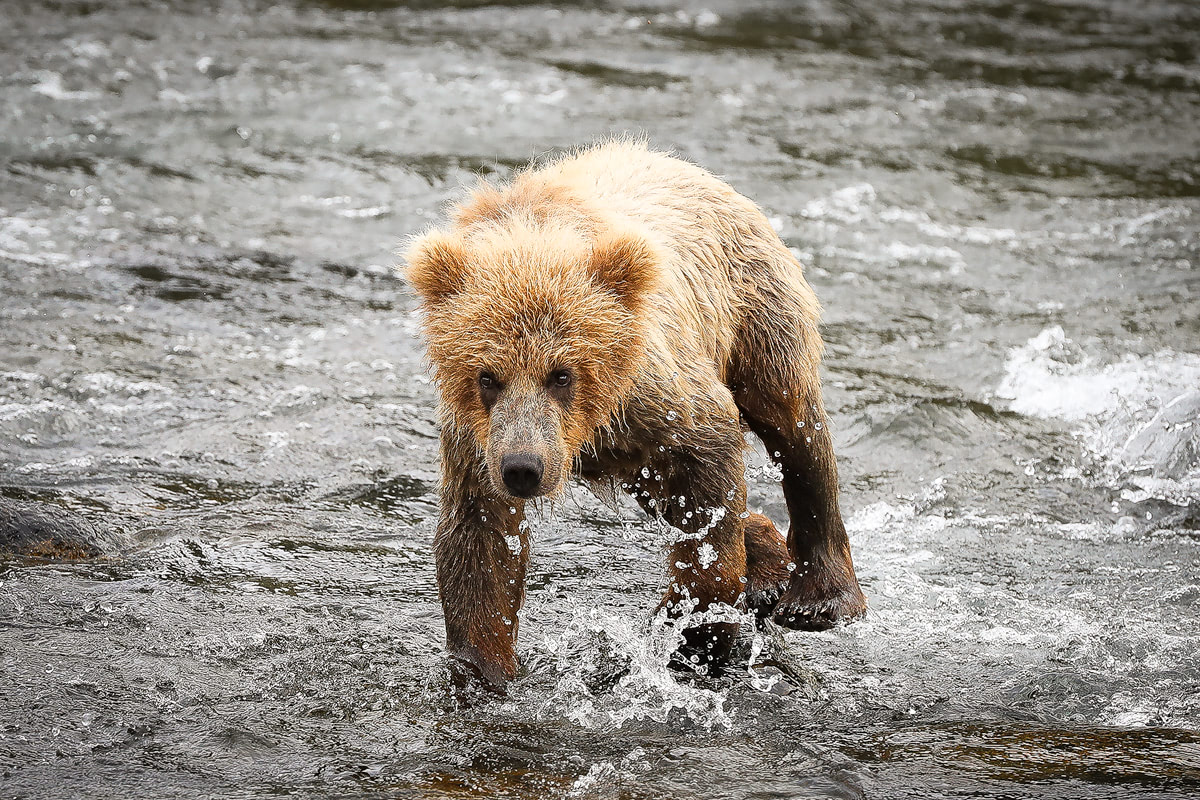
[[478, 371, 501, 408], [549, 369, 572, 388]]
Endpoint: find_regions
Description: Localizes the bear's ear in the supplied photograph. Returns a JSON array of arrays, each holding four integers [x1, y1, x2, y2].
[[588, 230, 661, 309], [402, 230, 472, 305]]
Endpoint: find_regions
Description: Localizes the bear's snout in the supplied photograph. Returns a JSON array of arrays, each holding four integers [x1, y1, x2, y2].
[[500, 452, 545, 498]]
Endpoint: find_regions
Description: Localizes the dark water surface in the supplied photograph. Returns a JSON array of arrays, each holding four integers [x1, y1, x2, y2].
[[2, 1, 1199, 797]]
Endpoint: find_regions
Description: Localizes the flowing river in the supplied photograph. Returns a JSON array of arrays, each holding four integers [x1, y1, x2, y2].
[[1, 1, 1198, 797]]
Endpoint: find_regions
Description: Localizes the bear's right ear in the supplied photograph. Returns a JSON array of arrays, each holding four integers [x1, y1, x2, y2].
[[588, 230, 662, 311], [402, 230, 472, 305]]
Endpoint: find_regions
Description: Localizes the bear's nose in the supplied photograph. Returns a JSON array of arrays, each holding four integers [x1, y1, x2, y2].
[[501, 453, 544, 498]]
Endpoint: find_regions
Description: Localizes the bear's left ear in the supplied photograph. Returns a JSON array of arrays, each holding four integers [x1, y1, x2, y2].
[[402, 230, 472, 305], [588, 230, 662, 310]]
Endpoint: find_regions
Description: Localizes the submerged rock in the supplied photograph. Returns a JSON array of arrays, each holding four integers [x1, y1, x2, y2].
[[0, 497, 124, 561]]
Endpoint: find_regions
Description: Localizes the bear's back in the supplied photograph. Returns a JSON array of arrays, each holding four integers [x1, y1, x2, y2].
[[540, 141, 749, 232]]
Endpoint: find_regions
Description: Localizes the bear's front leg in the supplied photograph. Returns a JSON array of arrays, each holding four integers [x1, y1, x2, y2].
[[434, 425, 530, 694], [631, 417, 749, 672]]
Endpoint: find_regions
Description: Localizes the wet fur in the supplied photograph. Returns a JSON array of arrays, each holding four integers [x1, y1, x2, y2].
[[404, 140, 866, 691]]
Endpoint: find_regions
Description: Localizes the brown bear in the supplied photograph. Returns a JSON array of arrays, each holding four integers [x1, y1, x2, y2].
[[403, 140, 866, 692]]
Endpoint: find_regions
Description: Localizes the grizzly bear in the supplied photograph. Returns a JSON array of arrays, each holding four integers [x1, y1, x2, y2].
[[403, 140, 866, 692]]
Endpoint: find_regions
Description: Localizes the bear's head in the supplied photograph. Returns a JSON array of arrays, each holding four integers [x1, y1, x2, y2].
[[404, 221, 662, 499]]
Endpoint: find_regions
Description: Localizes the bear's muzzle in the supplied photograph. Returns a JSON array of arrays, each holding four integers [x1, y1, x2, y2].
[[500, 452, 545, 498]]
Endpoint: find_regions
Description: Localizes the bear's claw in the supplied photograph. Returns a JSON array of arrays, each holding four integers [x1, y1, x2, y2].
[[441, 645, 513, 702], [770, 576, 867, 631], [745, 584, 787, 620]]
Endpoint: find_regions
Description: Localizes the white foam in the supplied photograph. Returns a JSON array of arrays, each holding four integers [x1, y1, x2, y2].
[[879, 205, 1020, 246], [0, 399, 64, 422], [79, 371, 175, 398], [68, 40, 109, 60], [29, 71, 98, 101], [1, 371, 45, 384], [996, 326, 1200, 503], [847, 500, 916, 532], [996, 326, 1200, 422], [883, 241, 966, 273], [800, 183, 877, 224]]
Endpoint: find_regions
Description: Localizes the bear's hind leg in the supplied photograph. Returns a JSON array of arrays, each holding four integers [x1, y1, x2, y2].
[[743, 513, 792, 619]]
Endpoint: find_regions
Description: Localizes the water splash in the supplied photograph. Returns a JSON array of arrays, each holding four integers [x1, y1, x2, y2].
[[996, 326, 1200, 507], [529, 601, 748, 731]]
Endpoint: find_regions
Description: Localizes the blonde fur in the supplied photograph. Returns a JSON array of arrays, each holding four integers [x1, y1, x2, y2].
[[402, 140, 863, 691]]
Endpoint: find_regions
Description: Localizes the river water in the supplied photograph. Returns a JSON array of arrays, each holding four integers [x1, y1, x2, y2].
[[2, 1, 1199, 797]]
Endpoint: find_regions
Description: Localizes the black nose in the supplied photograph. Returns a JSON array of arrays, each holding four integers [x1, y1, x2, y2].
[[501, 453, 544, 497]]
